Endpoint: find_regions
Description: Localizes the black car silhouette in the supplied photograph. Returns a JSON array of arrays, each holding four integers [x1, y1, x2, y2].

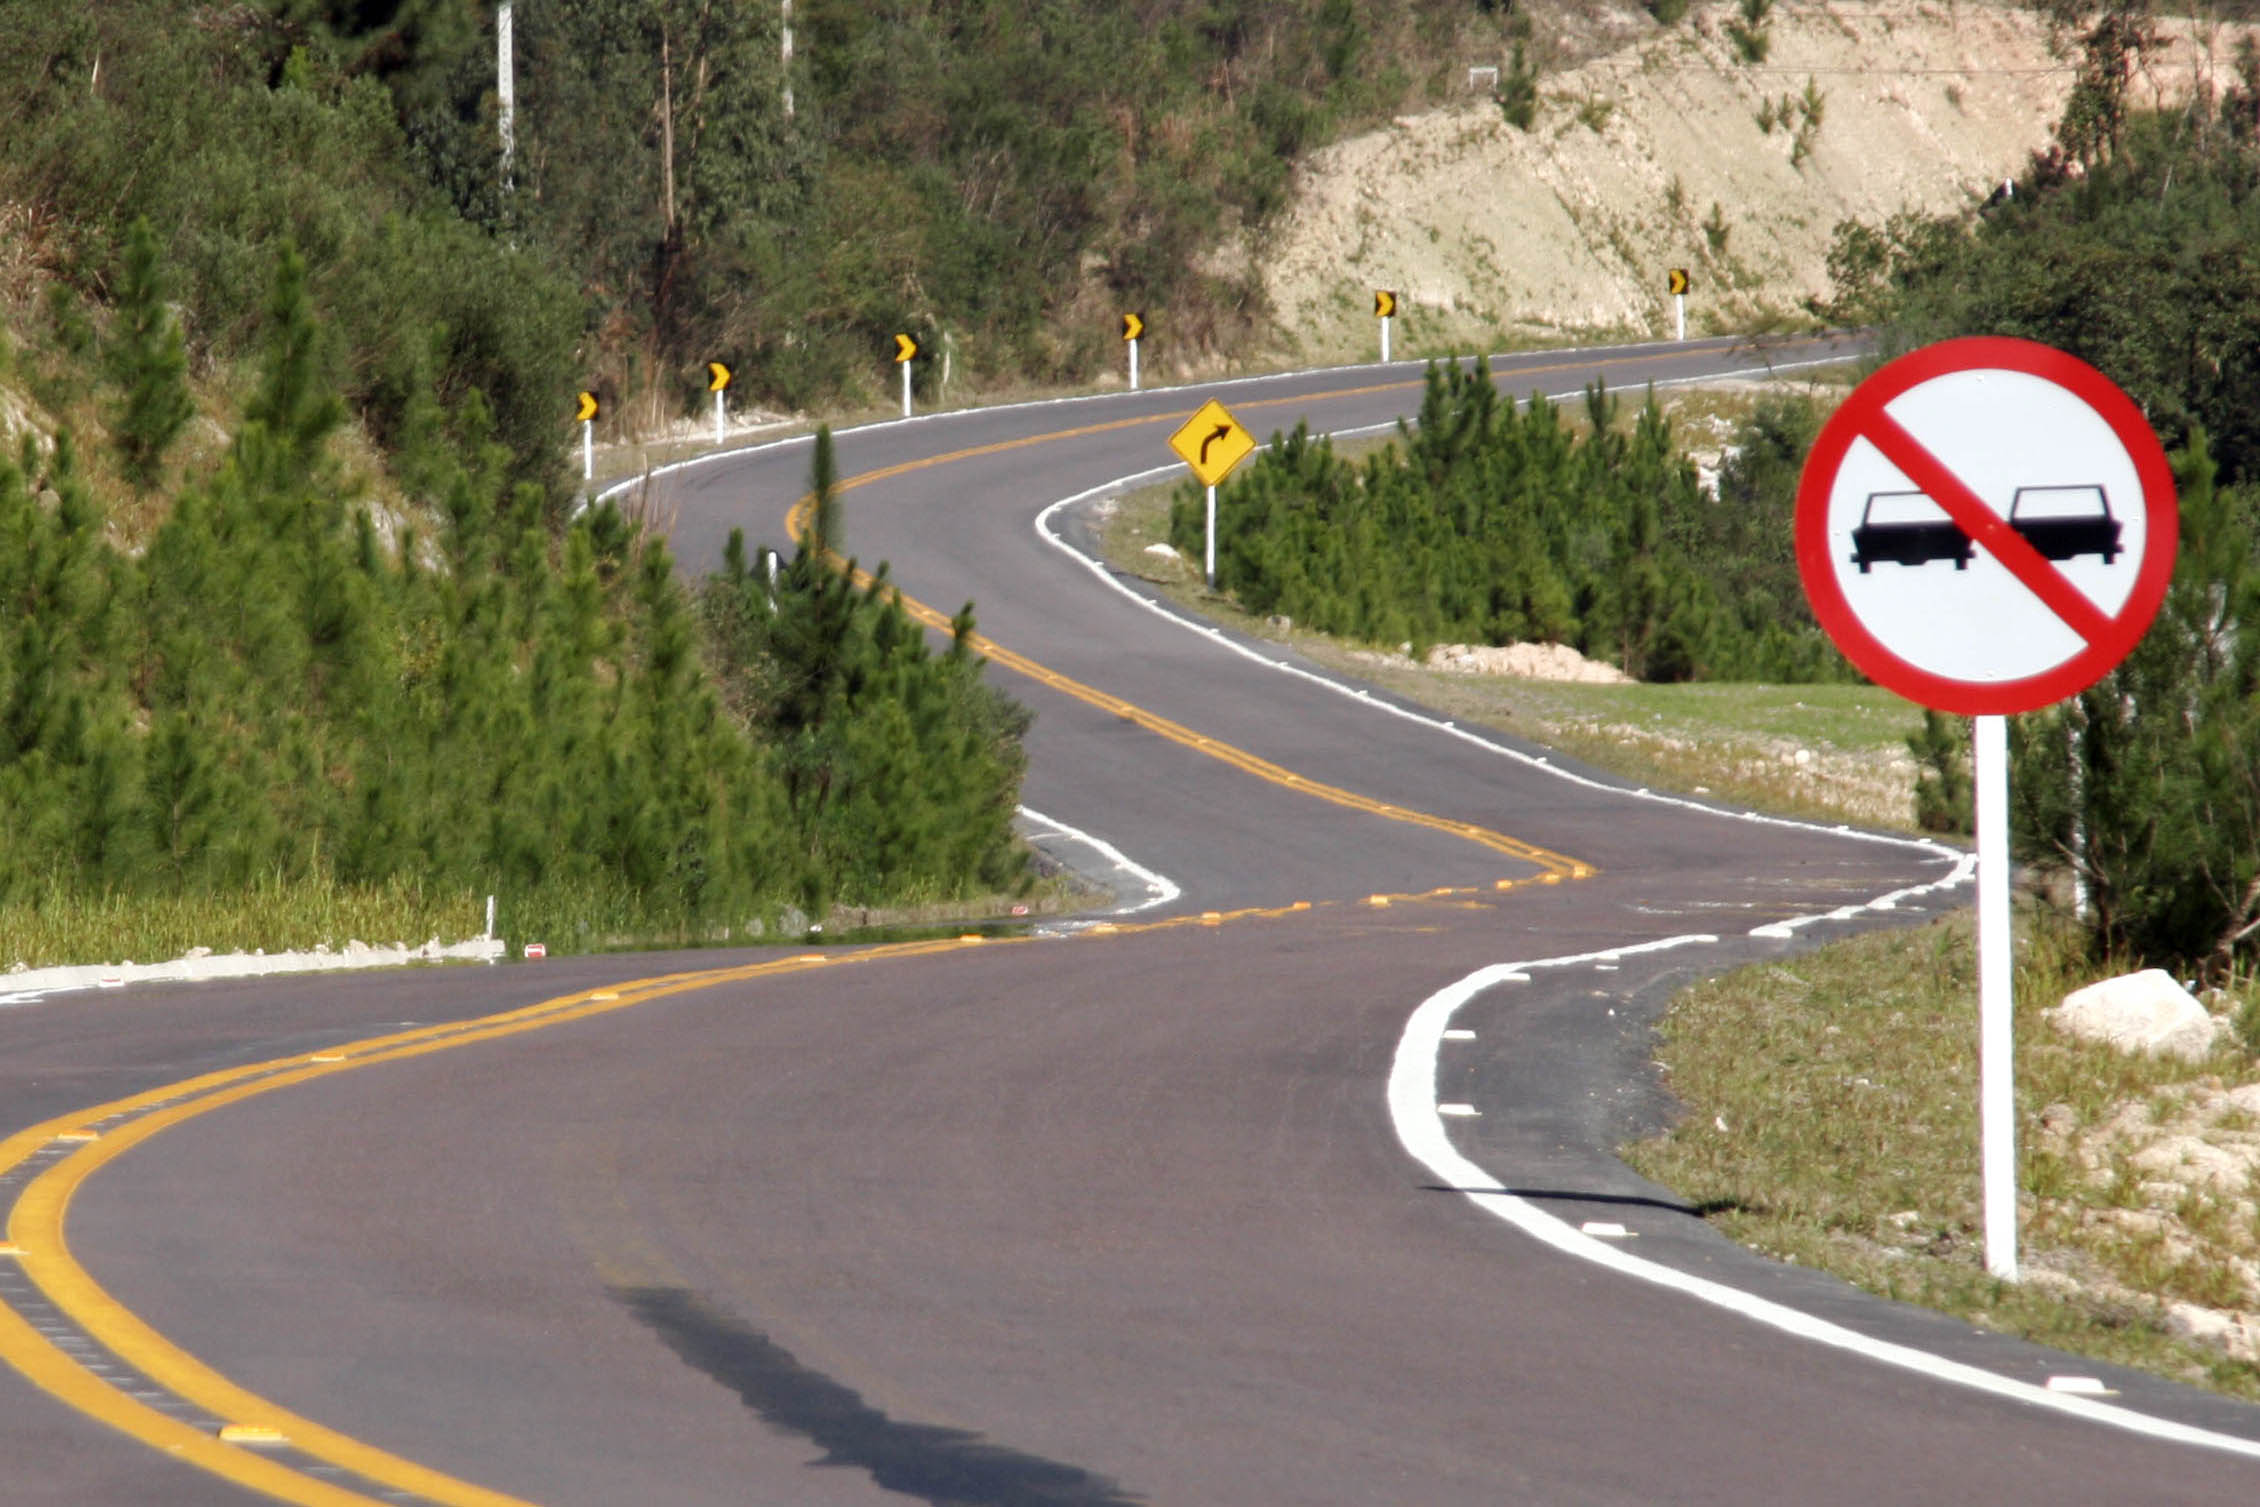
[[1850, 491, 1973, 572], [1849, 484, 2122, 573], [2007, 485, 2122, 564]]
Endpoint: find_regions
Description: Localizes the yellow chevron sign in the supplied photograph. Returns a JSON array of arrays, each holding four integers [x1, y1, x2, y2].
[[707, 361, 732, 392], [893, 333, 919, 364], [1122, 311, 1144, 342], [1668, 268, 1690, 296], [574, 390, 599, 423], [1374, 289, 1397, 319]]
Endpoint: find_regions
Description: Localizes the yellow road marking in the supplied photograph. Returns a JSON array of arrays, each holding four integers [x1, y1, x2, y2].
[[0, 345, 1812, 1501], [0, 940, 1006, 1506], [781, 367, 1631, 881]]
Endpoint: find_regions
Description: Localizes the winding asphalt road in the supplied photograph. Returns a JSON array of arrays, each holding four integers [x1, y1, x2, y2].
[[6, 337, 2259, 1505]]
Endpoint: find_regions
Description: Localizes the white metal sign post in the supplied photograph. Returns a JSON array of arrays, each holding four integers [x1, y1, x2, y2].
[[1122, 312, 1144, 392], [893, 334, 918, 418], [575, 390, 598, 483], [707, 361, 731, 446], [1167, 399, 1257, 591], [1796, 337, 2178, 1282]]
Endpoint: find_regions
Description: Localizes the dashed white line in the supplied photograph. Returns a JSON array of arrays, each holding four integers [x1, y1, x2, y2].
[[1387, 938, 2260, 1461]]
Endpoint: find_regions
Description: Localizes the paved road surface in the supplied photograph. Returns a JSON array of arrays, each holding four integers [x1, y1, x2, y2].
[[7, 338, 2257, 1504]]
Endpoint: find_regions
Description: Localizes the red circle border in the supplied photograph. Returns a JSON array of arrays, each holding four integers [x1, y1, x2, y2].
[[1795, 337, 2179, 716]]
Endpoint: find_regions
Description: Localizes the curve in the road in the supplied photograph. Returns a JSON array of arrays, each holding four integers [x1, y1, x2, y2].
[[8, 341, 2250, 1507]]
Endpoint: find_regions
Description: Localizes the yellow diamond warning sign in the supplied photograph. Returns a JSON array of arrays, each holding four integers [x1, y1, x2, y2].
[[1168, 399, 1256, 489]]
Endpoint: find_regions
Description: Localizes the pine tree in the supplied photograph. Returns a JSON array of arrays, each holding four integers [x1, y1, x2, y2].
[[245, 243, 346, 485], [105, 218, 196, 491], [2012, 430, 2260, 974]]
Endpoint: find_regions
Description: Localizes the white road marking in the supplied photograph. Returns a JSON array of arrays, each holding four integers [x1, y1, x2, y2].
[[1017, 806, 1181, 915], [1387, 939, 2260, 1461], [1024, 357, 1974, 940]]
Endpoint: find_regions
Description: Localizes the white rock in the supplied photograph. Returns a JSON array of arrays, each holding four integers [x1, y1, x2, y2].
[[2129, 1134, 2260, 1195], [2165, 1302, 2260, 1363], [1143, 542, 1180, 560], [2045, 969, 2220, 1061]]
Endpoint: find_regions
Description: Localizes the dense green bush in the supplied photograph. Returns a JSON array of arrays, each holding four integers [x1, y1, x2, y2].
[[256, 0, 1502, 410], [1170, 359, 1847, 682], [0, 270, 1030, 935], [0, 2, 581, 486]]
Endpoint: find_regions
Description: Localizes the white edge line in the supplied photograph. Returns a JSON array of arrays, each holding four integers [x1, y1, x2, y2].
[[1007, 362, 2246, 1445], [1016, 805, 1181, 915], [1388, 945, 2260, 1461], [1025, 355, 1974, 925]]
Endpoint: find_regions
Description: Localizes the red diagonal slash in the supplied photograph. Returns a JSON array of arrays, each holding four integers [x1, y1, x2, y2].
[[1864, 409, 2115, 645]]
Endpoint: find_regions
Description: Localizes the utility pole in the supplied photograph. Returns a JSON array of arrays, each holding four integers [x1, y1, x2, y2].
[[781, 0, 794, 119], [497, 3, 516, 189]]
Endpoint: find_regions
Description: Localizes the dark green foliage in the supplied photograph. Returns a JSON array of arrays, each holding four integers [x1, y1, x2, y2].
[[1497, 43, 1539, 131], [240, 0, 1501, 407], [1907, 711, 1973, 836], [0, 284, 1031, 935], [0, 1, 580, 486], [1828, 81, 2260, 976], [104, 219, 195, 491], [1836, 105, 2260, 489], [1168, 360, 1846, 681], [1727, 0, 1773, 64], [2011, 434, 2260, 977], [699, 430, 1031, 915]]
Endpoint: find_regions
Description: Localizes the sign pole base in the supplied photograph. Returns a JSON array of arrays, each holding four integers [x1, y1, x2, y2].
[[1204, 483, 1217, 590], [901, 362, 913, 419], [1975, 712, 2018, 1282], [581, 420, 593, 483], [1129, 339, 1140, 393], [1675, 294, 1686, 343], [1381, 317, 1391, 364]]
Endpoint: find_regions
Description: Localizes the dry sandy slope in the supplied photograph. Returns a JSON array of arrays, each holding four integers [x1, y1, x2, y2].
[[1259, 1, 2245, 362]]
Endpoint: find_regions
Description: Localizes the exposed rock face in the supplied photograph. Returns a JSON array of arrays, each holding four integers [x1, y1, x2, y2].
[[1260, 2, 2250, 361], [2045, 969, 2221, 1061]]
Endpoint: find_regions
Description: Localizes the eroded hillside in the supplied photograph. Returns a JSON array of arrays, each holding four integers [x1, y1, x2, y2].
[[1255, 1, 2249, 361]]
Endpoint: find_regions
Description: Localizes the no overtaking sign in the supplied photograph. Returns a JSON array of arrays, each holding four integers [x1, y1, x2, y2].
[[1793, 335, 2180, 1284], [1795, 336, 2177, 716]]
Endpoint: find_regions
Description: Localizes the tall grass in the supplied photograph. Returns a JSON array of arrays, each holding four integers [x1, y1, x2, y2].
[[1, 872, 485, 972]]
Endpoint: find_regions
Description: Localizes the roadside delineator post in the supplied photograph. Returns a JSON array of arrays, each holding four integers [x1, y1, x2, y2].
[[892, 334, 918, 418]]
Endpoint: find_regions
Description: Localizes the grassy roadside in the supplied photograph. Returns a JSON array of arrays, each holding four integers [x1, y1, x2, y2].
[[0, 863, 1096, 974], [1627, 914, 2260, 1400], [1095, 460, 1928, 833], [1091, 389, 2260, 1401]]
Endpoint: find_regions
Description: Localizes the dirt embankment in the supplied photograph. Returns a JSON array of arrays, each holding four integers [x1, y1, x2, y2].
[[1256, 2, 2247, 362]]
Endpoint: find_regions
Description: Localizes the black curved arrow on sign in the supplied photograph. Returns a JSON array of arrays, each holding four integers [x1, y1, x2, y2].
[[1198, 424, 1232, 465]]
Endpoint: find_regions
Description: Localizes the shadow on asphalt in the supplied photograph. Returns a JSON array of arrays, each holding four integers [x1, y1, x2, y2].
[[614, 1285, 1144, 1507], [1420, 1185, 1751, 1218]]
